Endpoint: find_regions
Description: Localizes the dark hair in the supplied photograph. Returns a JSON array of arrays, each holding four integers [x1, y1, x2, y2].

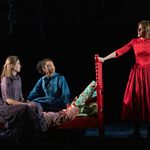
[[36, 58, 54, 75]]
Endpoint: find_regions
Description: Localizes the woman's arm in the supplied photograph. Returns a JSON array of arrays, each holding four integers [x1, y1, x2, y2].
[[99, 51, 116, 62], [6, 98, 26, 105]]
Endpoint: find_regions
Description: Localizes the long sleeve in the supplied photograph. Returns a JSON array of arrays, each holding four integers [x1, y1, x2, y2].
[[27, 73, 71, 112], [27, 78, 44, 100], [1, 77, 11, 102], [1, 76, 23, 102], [57, 75, 71, 105], [115, 39, 133, 58]]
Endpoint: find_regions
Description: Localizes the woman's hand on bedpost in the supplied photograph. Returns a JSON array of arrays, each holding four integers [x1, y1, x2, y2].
[[98, 57, 105, 62]]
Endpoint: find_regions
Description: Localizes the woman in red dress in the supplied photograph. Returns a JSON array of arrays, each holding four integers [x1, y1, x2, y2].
[[99, 20, 150, 137]]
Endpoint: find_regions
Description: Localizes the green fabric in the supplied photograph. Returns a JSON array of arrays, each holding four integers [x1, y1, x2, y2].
[[75, 81, 96, 107]]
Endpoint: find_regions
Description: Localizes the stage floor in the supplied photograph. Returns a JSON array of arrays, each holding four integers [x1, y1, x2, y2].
[[1, 122, 150, 150]]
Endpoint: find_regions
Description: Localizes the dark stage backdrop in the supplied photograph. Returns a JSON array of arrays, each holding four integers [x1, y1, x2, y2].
[[0, 0, 150, 122]]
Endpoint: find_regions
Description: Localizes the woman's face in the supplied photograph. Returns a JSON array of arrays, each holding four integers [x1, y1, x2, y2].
[[13, 60, 21, 73], [43, 60, 55, 76], [138, 24, 146, 38]]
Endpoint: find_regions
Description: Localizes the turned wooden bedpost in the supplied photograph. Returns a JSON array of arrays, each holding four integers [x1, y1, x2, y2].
[[95, 54, 104, 138]]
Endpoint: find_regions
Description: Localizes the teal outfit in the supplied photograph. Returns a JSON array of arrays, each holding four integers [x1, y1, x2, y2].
[[28, 72, 71, 112]]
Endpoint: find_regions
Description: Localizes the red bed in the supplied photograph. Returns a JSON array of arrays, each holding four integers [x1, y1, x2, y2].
[[57, 54, 104, 138]]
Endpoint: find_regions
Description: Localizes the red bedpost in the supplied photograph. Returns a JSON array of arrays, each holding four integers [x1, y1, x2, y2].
[[95, 54, 104, 137]]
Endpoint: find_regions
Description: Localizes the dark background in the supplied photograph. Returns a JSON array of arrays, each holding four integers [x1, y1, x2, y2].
[[0, 0, 150, 123]]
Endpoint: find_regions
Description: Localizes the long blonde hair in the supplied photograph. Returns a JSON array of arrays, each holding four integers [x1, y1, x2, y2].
[[1, 55, 19, 80]]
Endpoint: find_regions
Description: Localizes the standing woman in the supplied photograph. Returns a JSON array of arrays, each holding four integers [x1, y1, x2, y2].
[[99, 20, 150, 137]]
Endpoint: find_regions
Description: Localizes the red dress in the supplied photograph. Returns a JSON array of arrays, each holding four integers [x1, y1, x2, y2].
[[115, 38, 150, 122]]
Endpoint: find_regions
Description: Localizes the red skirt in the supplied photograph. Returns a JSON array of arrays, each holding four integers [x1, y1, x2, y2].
[[121, 64, 150, 122]]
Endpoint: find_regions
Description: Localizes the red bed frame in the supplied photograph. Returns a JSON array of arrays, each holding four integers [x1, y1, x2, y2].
[[58, 54, 104, 137]]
